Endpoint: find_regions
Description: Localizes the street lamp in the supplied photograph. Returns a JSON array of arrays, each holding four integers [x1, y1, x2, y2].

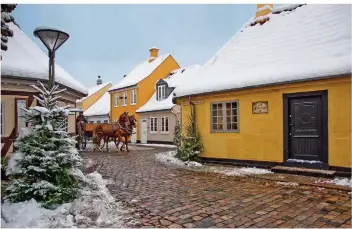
[[33, 27, 69, 89]]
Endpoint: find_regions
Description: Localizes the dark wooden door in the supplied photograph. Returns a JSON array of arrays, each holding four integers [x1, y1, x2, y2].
[[289, 96, 323, 161]]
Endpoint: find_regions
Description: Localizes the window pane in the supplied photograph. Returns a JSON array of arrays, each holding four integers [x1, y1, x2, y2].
[[213, 124, 217, 130], [226, 109, 231, 116], [212, 117, 217, 124], [227, 123, 231, 130], [218, 103, 223, 110], [233, 116, 237, 123], [227, 117, 231, 123], [232, 123, 237, 130], [212, 104, 217, 110], [218, 123, 223, 130], [233, 102, 237, 108], [226, 103, 231, 109], [232, 108, 237, 115]]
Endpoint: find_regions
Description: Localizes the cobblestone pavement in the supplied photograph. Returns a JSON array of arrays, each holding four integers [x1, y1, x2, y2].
[[81, 147, 351, 228]]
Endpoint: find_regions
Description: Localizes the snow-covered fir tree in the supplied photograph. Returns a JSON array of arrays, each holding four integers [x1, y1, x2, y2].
[[1, 4, 17, 52], [173, 119, 181, 147], [6, 81, 83, 208], [176, 104, 203, 162]]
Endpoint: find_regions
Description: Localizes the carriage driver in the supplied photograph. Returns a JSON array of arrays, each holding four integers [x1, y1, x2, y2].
[[76, 111, 87, 135]]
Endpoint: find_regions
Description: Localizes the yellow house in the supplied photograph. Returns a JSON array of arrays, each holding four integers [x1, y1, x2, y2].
[[173, 4, 351, 172], [76, 76, 112, 113], [109, 47, 180, 142]]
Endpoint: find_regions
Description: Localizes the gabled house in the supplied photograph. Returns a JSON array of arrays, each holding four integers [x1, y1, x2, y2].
[[1, 23, 88, 156], [136, 65, 200, 144], [109, 47, 180, 143], [76, 76, 112, 123], [173, 4, 351, 171]]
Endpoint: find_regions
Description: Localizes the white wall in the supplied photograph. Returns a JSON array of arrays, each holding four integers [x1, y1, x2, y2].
[[86, 114, 110, 124]]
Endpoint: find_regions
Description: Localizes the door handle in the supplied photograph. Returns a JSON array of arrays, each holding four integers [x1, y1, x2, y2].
[[289, 123, 294, 126]]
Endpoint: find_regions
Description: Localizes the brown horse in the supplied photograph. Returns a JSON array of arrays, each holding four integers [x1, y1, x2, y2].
[[114, 114, 137, 152], [96, 112, 136, 152]]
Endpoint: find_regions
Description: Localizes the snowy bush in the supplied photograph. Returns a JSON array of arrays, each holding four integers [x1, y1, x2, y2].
[[176, 105, 203, 162], [5, 82, 82, 207]]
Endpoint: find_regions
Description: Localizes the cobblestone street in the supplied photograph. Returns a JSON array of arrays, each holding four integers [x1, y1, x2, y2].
[[81, 146, 351, 228]]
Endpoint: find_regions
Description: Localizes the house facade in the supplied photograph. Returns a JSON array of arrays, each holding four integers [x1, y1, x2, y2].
[[109, 47, 179, 142], [136, 65, 200, 144], [1, 23, 88, 157], [173, 4, 351, 171], [77, 76, 112, 123]]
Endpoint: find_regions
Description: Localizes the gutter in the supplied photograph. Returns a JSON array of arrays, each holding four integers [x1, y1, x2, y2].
[[108, 84, 138, 93]]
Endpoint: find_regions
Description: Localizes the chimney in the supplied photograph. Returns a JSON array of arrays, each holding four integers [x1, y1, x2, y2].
[[255, 4, 273, 18], [149, 47, 159, 63], [96, 75, 102, 85]]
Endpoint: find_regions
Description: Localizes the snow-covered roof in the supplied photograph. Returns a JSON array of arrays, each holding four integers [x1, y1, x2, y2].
[[77, 82, 111, 102], [1, 23, 88, 95], [174, 4, 352, 98], [84, 92, 110, 116], [109, 54, 170, 91], [136, 65, 201, 113]]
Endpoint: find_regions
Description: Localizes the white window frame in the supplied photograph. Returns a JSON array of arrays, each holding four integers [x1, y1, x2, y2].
[[210, 100, 239, 133], [122, 91, 127, 106], [157, 85, 166, 101], [131, 89, 137, 105], [114, 93, 119, 107], [1, 101, 5, 136], [150, 117, 158, 133], [104, 120, 109, 123], [161, 116, 169, 133]]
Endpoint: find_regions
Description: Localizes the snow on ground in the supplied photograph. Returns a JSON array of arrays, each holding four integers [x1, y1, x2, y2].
[[287, 159, 321, 164], [155, 151, 272, 176], [135, 143, 177, 149], [155, 151, 202, 167], [84, 141, 153, 151], [276, 181, 299, 187], [1, 172, 134, 228], [315, 177, 352, 188]]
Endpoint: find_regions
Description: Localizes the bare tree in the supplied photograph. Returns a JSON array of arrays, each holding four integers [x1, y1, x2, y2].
[[1, 4, 17, 52]]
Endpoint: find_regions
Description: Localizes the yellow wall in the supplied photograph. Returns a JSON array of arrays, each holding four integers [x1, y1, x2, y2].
[[177, 76, 351, 168], [110, 55, 180, 140], [80, 83, 112, 111]]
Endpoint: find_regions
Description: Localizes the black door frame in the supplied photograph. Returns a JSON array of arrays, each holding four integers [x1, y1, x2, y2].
[[283, 90, 328, 169]]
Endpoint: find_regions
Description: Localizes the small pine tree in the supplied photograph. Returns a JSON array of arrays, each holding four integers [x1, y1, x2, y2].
[[6, 82, 82, 208], [176, 104, 203, 162], [173, 119, 181, 147]]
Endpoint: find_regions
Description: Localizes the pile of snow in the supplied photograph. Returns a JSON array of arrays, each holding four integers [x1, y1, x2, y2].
[[135, 143, 176, 149], [276, 181, 299, 187], [316, 177, 352, 188], [287, 159, 321, 164], [174, 5, 351, 98], [155, 151, 202, 167], [212, 166, 273, 176], [1, 172, 133, 228], [109, 54, 170, 91], [1, 23, 87, 94]]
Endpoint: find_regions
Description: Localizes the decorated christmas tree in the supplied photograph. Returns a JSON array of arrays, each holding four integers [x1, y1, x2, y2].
[[176, 103, 203, 162], [6, 82, 83, 207]]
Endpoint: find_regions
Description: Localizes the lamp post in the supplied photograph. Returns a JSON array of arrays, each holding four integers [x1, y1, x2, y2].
[[33, 27, 69, 89]]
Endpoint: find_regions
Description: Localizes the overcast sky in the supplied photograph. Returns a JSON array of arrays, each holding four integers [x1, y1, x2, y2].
[[13, 4, 269, 88]]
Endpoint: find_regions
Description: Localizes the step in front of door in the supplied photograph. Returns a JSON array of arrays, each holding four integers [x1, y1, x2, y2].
[[271, 166, 336, 178]]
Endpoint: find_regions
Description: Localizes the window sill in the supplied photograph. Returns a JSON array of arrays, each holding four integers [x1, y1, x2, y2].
[[161, 132, 169, 135], [131, 103, 136, 106], [122, 105, 127, 107], [114, 105, 118, 108], [210, 130, 240, 133], [150, 131, 158, 134]]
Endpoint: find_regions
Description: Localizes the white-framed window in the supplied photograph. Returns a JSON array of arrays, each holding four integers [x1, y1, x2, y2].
[[122, 91, 127, 106], [89, 121, 94, 123], [131, 89, 137, 105], [150, 117, 158, 133], [161, 117, 169, 133], [114, 93, 119, 107], [104, 120, 108, 123], [1, 101, 5, 135], [97, 120, 101, 124], [157, 85, 166, 101], [211, 100, 239, 132]]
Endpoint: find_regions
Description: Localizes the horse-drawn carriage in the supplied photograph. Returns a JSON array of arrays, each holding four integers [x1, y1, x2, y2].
[[76, 112, 136, 152]]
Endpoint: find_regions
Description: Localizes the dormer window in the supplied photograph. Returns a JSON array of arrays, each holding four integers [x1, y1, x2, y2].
[[157, 85, 166, 101]]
